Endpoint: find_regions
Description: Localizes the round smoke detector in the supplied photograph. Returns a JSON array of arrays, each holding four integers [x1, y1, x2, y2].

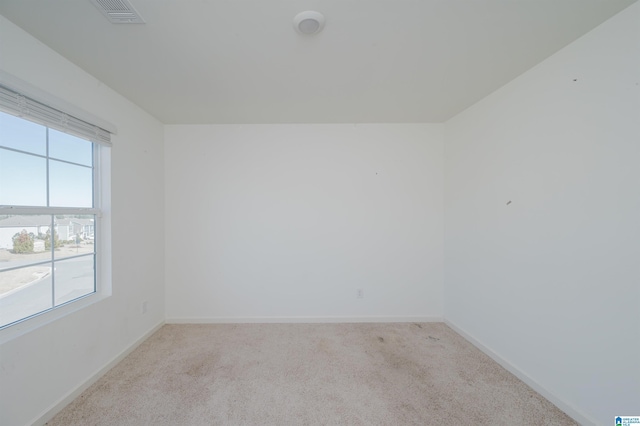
[[293, 11, 325, 35]]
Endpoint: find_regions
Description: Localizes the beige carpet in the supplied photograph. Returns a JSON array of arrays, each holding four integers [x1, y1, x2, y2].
[[47, 323, 576, 425]]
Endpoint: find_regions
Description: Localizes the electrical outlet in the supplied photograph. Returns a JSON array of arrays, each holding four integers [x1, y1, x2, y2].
[[141, 300, 148, 314], [356, 289, 364, 299]]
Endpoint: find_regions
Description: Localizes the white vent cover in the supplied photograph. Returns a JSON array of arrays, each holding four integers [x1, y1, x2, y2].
[[90, 0, 145, 24]]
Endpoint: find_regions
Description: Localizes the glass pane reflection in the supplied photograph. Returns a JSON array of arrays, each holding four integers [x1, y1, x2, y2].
[[54, 255, 95, 306], [49, 160, 93, 208], [0, 265, 53, 327]]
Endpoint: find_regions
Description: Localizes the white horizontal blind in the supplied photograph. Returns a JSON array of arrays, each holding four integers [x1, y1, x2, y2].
[[0, 83, 111, 146]]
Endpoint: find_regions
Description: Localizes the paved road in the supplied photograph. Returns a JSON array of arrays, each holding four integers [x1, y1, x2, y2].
[[0, 255, 95, 327]]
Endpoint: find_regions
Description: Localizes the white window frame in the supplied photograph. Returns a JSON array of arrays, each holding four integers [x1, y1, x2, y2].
[[0, 73, 114, 343]]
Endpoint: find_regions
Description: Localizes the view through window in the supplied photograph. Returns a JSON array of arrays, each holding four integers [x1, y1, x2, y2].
[[0, 110, 100, 328]]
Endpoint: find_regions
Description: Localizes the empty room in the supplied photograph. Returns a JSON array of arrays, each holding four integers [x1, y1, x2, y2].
[[0, 1, 638, 425]]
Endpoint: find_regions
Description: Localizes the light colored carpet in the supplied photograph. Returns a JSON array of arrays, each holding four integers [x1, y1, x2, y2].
[[47, 323, 576, 425]]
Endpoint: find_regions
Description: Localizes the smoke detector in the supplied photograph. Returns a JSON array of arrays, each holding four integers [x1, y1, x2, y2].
[[90, 0, 145, 24], [293, 11, 325, 35]]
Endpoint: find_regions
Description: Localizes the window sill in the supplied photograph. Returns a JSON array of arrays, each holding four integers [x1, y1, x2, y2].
[[0, 291, 110, 344]]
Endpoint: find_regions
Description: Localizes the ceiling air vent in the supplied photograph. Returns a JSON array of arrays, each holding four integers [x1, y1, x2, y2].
[[90, 0, 145, 24]]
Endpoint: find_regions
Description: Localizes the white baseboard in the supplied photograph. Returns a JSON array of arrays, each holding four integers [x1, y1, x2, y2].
[[166, 315, 442, 324], [29, 321, 165, 426], [444, 319, 597, 426]]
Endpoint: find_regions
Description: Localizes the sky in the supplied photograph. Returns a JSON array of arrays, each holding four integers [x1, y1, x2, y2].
[[0, 110, 93, 208]]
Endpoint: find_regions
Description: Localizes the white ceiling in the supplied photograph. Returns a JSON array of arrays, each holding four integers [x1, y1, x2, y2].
[[0, 0, 636, 124]]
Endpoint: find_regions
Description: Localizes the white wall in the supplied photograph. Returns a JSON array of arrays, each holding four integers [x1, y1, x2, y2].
[[3, 3, 636, 424], [165, 124, 443, 322], [0, 15, 165, 426], [444, 3, 640, 425]]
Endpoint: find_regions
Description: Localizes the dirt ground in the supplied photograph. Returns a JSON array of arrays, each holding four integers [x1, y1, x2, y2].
[[0, 266, 51, 295]]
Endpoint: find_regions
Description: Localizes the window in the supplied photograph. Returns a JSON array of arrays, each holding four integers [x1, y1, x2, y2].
[[0, 82, 111, 329]]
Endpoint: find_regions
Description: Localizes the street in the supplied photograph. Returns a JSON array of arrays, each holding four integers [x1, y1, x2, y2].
[[0, 255, 95, 327]]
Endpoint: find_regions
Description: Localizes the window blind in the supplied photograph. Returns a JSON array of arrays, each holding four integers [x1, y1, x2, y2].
[[0, 83, 111, 146]]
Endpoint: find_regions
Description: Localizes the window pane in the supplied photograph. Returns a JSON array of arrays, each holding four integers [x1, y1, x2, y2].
[[0, 265, 53, 327], [49, 129, 93, 166], [53, 215, 96, 260], [0, 111, 46, 155], [49, 159, 93, 208], [0, 215, 53, 260], [0, 148, 47, 206], [54, 255, 94, 306], [0, 102, 104, 329]]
